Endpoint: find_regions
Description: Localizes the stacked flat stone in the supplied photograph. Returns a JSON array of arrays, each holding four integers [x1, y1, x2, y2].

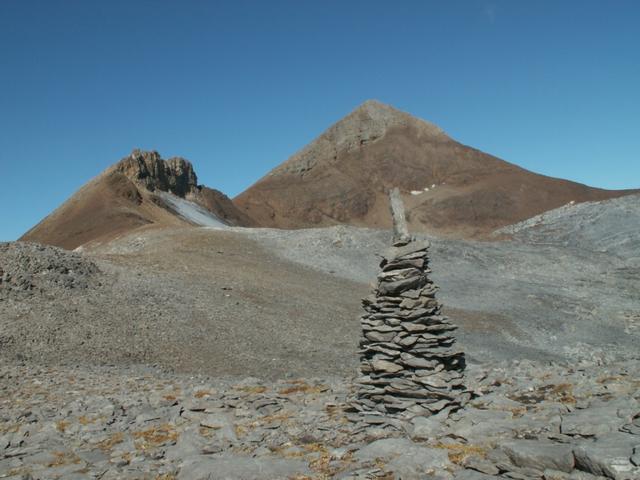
[[354, 238, 470, 418]]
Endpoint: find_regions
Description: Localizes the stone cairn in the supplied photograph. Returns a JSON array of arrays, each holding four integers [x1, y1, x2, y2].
[[353, 188, 470, 419]]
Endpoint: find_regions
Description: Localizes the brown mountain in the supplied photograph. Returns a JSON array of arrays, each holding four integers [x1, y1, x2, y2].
[[234, 100, 637, 237], [21, 149, 254, 250]]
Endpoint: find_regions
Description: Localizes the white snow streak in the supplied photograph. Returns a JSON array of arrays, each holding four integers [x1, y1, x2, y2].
[[156, 191, 228, 228]]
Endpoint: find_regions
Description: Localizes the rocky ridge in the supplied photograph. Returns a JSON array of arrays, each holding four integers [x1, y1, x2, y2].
[[19, 150, 253, 250], [496, 194, 640, 263]]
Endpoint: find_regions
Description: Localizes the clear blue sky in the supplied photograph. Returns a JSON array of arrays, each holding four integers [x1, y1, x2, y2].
[[1, 0, 639, 241]]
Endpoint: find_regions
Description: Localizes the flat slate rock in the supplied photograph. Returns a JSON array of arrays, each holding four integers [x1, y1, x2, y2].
[[453, 469, 499, 480], [500, 439, 575, 473], [573, 433, 640, 480], [561, 407, 628, 437], [177, 454, 310, 480], [355, 437, 452, 478], [383, 240, 431, 263]]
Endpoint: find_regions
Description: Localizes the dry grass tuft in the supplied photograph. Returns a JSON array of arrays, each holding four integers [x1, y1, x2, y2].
[[235, 411, 292, 438], [508, 383, 576, 405], [199, 426, 216, 437], [55, 420, 69, 432], [78, 415, 98, 425], [550, 383, 576, 404], [47, 450, 81, 467], [509, 406, 528, 418], [278, 383, 327, 395], [0, 424, 20, 434], [259, 412, 291, 424], [433, 442, 487, 465], [234, 423, 248, 438], [371, 458, 395, 479], [308, 444, 356, 478], [596, 375, 622, 384], [324, 403, 341, 419], [133, 424, 179, 451], [234, 385, 268, 394], [309, 452, 332, 474], [96, 432, 125, 451]]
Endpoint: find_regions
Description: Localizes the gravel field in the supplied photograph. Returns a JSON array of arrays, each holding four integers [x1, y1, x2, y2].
[[1, 230, 365, 378], [231, 194, 640, 364]]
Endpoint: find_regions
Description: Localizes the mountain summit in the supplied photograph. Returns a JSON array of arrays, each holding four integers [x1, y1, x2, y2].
[[21, 150, 253, 250], [234, 100, 637, 236], [271, 100, 447, 178]]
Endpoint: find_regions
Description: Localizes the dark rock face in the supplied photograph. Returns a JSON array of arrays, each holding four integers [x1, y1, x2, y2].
[[113, 149, 198, 197]]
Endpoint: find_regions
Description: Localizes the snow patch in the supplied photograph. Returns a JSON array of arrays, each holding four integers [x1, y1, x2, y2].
[[411, 186, 435, 195], [156, 191, 228, 228]]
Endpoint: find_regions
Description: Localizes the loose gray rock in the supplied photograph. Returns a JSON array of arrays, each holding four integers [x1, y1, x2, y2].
[[573, 433, 640, 479], [500, 440, 574, 473], [177, 454, 310, 480]]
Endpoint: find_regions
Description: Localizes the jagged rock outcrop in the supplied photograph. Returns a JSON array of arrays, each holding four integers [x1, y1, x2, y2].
[[110, 149, 199, 197], [109, 150, 255, 226]]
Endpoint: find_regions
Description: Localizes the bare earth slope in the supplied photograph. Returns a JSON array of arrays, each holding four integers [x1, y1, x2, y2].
[[235, 100, 637, 237], [20, 150, 253, 250], [232, 196, 640, 365], [1, 230, 365, 378], [2, 195, 639, 378]]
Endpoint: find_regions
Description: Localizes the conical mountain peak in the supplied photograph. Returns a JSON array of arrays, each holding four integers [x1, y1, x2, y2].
[[236, 102, 638, 236], [349, 99, 446, 137], [271, 101, 447, 177]]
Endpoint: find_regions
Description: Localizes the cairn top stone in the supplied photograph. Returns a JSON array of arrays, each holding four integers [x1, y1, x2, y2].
[[389, 187, 412, 246], [382, 240, 431, 264]]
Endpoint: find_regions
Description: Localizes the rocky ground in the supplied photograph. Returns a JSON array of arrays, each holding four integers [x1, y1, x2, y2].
[[1, 357, 639, 479], [1, 195, 639, 479]]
